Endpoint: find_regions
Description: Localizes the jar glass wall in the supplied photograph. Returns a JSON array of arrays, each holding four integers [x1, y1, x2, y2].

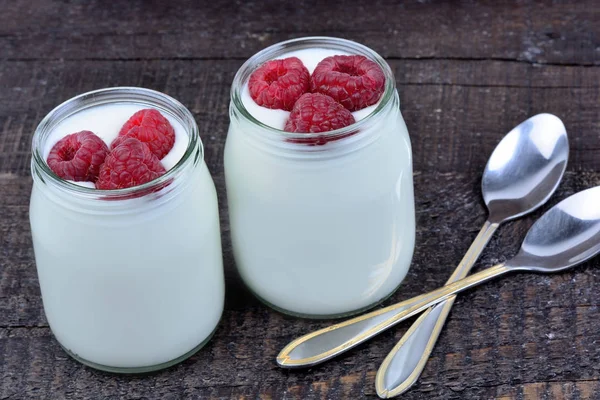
[[30, 87, 224, 372], [225, 37, 416, 318]]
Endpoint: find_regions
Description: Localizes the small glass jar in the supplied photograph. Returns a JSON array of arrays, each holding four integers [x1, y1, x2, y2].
[[225, 37, 415, 318], [29, 87, 224, 373]]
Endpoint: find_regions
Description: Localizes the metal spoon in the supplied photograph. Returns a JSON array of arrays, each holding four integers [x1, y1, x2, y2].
[[276, 113, 569, 369], [277, 186, 600, 371], [376, 113, 569, 397]]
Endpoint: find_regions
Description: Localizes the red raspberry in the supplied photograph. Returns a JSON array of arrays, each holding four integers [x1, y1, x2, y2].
[[113, 109, 175, 159], [310, 55, 385, 111], [96, 137, 166, 190], [47, 130, 109, 182], [248, 57, 310, 111], [284, 93, 355, 137]]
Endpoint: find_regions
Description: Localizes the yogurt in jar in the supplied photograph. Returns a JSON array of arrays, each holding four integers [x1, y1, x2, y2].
[[29, 88, 224, 372], [225, 37, 415, 318], [240, 47, 379, 130]]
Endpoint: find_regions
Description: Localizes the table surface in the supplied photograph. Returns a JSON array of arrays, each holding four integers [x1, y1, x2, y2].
[[2, 1, 600, 399]]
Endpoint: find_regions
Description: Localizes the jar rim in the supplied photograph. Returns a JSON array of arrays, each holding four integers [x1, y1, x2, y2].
[[31, 87, 202, 200], [230, 36, 396, 142]]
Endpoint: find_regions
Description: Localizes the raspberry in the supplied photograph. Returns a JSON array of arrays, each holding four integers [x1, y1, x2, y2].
[[47, 130, 109, 182], [310, 55, 385, 111], [113, 109, 175, 159], [96, 137, 166, 190], [284, 93, 355, 137], [248, 57, 310, 111]]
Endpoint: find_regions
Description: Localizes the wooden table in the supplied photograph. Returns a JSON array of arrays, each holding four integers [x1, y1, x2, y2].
[[2, 1, 600, 399]]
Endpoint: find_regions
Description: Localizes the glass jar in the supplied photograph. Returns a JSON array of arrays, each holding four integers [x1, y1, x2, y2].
[[29, 87, 224, 373], [225, 37, 415, 318]]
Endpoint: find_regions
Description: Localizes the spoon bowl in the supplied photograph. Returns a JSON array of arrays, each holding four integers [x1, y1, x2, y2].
[[509, 186, 600, 272], [483, 113, 569, 223]]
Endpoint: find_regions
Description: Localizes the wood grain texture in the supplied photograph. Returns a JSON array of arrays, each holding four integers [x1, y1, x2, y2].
[[1, 0, 599, 65], [2, 0, 600, 399]]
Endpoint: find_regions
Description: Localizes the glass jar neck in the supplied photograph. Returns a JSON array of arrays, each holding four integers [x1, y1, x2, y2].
[[229, 37, 399, 159], [31, 87, 203, 214]]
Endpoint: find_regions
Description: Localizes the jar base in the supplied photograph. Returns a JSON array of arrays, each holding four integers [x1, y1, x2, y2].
[[58, 326, 219, 374], [249, 280, 405, 320]]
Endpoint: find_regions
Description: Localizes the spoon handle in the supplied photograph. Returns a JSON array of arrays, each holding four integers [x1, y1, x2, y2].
[[277, 263, 511, 368], [375, 220, 499, 398]]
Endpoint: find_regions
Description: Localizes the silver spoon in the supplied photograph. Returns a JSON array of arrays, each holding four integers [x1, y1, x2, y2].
[[277, 113, 569, 369], [376, 113, 569, 397], [277, 186, 600, 372]]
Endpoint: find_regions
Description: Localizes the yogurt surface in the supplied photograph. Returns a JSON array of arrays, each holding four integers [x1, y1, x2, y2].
[[241, 48, 379, 131], [44, 103, 189, 185]]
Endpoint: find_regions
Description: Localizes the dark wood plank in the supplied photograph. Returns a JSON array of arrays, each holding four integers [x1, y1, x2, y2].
[[1, 0, 599, 65]]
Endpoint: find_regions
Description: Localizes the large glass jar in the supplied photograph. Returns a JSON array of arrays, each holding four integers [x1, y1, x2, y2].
[[225, 37, 415, 318], [29, 87, 224, 372]]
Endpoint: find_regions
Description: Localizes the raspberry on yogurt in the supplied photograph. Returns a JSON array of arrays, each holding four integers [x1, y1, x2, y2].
[[113, 108, 175, 160], [248, 57, 310, 111], [311, 55, 385, 112], [242, 49, 386, 133], [47, 130, 109, 182], [97, 137, 167, 190], [285, 93, 355, 134]]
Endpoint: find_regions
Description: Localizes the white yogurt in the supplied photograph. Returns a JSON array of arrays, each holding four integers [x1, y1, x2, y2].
[[30, 94, 224, 370], [226, 41, 415, 317], [44, 103, 189, 183], [241, 48, 379, 131]]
